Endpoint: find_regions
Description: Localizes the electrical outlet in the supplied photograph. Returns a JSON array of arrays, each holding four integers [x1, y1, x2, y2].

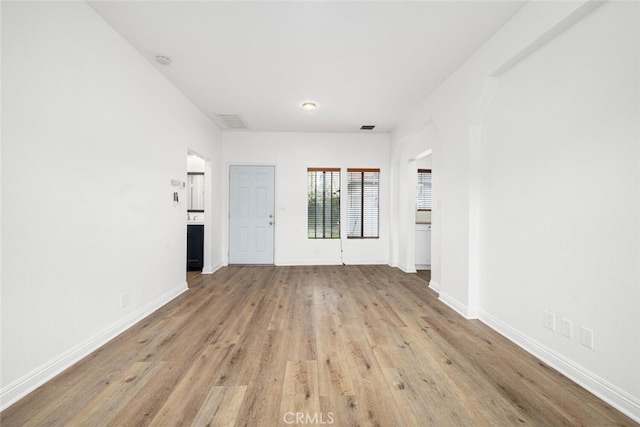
[[120, 293, 128, 309], [561, 318, 572, 338], [543, 310, 556, 331], [580, 327, 594, 349]]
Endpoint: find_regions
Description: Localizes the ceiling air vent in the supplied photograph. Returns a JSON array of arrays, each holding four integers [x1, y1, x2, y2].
[[360, 125, 375, 130], [216, 114, 250, 130]]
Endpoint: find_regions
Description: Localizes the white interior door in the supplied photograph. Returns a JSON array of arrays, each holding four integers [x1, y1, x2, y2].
[[229, 165, 275, 264]]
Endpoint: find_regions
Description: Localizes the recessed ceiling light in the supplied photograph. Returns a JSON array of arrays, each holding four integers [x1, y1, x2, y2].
[[301, 102, 317, 111], [155, 55, 172, 66]]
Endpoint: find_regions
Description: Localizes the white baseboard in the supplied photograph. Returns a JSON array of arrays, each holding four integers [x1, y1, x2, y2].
[[275, 260, 343, 266], [275, 260, 389, 266], [438, 291, 473, 319], [428, 280, 441, 294], [479, 310, 640, 423], [0, 282, 188, 411], [397, 263, 417, 274], [201, 262, 224, 274]]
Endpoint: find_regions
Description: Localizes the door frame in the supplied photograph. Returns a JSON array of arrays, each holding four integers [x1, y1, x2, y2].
[[226, 163, 277, 265]]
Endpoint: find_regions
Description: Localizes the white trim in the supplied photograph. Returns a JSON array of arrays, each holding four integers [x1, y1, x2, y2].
[[428, 280, 441, 294], [275, 260, 388, 267], [0, 282, 188, 411], [466, 306, 480, 320], [201, 262, 224, 275], [438, 290, 477, 319], [397, 263, 417, 274], [276, 261, 343, 266], [479, 310, 640, 423]]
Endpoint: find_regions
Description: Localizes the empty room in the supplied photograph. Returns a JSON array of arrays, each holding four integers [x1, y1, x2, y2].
[[1, 0, 639, 425]]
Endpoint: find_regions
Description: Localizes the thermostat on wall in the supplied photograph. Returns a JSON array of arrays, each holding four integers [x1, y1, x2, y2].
[[170, 179, 185, 188]]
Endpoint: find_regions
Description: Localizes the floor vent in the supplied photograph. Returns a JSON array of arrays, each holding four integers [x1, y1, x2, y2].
[[360, 125, 375, 130], [216, 114, 250, 130]]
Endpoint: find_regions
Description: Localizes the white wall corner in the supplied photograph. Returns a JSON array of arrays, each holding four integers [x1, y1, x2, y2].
[[201, 262, 224, 275], [428, 280, 441, 294], [467, 76, 498, 314], [478, 310, 640, 423], [438, 291, 477, 320], [397, 263, 418, 274], [0, 282, 188, 411]]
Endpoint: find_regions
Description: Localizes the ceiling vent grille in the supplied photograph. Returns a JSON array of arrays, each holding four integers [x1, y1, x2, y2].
[[360, 125, 375, 130], [216, 114, 249, 130]]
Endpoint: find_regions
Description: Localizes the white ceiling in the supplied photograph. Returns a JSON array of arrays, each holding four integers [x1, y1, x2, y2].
[[88, 1, 526, 133]]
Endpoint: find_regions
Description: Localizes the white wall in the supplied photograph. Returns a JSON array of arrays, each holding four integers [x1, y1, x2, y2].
[[390, 0, 640, 420], [416, 155, 431, 170], [187, 154, 206, 173], [1, 1, 223, 408], [392, 1, 605, 312], [482, 0, 639, 408], [223, 132, 390, 266]]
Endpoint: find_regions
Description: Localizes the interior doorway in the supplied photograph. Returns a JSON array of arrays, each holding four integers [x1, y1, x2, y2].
[[186, 152, 206, 271], [415, 151, 432, 271]]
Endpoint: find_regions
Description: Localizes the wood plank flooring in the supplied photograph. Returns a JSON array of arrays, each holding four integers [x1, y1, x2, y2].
[[2, 265, 637, 426]]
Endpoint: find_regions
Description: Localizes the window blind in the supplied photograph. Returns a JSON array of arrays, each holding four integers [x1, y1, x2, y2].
[[417, 169, 432, 211], [347, 169, 380, 238], [307, 168, 341, 239]]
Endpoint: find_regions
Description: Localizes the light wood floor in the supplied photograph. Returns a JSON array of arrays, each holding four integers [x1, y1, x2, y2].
[[2, 265, 636, 426]]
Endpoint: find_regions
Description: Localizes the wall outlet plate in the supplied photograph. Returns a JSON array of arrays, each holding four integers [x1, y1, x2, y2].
[[580, 327, 594, 349], [561, 318, 572, 338], [544, 310, 556, 331], [120, 293, 128, 309]]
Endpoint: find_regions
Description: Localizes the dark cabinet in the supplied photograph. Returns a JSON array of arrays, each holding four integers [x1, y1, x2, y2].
[[187, 225, 204, 271]]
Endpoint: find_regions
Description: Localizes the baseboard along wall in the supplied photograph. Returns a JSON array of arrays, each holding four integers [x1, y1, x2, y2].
[[0, 282, 189, 411]]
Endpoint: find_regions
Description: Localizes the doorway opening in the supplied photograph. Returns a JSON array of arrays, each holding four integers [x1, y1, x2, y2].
[[415, 150, 432, 272], [186, 152, 205, 272]]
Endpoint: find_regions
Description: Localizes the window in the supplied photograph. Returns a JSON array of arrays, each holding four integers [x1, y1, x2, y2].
[[347, 169, 380, 238], [307, 168, 340, 239], [417, 169, 432, 211]]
